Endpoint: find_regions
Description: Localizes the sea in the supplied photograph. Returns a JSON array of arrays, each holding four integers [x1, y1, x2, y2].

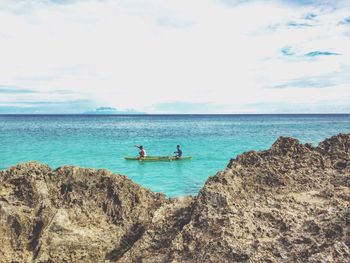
[[1, 114, 349, 197]]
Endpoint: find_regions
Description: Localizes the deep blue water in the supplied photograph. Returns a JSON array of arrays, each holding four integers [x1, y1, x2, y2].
[[1, 114, 349, 196]]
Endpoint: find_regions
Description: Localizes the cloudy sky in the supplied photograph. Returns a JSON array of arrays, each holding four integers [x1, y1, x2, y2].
[[0, 0, 349, 113]]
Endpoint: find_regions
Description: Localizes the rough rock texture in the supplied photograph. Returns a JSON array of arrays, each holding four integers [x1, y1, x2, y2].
[[1, 133, 349, 262], [0, 165, 166, 262]]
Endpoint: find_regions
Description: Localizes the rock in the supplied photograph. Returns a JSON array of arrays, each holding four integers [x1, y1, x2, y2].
[[0, 163, 166, 262], [0, 134, 349, 262]]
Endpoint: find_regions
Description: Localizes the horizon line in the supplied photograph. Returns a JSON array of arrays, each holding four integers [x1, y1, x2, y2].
[[0, 113, 349, 116]]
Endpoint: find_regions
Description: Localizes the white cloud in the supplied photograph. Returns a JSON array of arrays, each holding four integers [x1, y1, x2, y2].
[[0, 0, 349, 113]]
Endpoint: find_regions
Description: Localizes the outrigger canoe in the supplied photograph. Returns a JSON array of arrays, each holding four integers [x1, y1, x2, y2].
[[124, 156, 192, 162]]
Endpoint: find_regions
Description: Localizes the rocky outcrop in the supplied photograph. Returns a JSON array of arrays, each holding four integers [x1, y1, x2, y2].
[[0, 134, 349, 262], [0, 164, 166, 262]]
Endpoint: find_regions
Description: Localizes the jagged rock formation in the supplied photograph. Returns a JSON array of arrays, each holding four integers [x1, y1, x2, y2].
[[0, 165, 166, 262], [0, 134, 349, 262]]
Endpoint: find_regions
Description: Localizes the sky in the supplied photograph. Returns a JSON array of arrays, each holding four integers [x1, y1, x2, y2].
[[0, 0, 349, 114]]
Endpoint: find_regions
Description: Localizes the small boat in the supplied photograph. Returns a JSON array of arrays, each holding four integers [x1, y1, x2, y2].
[[124, 156, 192, 162]]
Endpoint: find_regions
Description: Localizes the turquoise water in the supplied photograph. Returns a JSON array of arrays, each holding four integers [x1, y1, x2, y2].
[[1, 114, 349, 196]]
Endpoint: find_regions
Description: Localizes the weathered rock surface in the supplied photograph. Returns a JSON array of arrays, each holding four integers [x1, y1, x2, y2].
[[0, 133, 349, 262], [0, 164, 166, 262]]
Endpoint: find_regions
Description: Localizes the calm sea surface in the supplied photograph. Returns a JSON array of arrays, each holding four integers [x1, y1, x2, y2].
[[1, 114, 349, 196]]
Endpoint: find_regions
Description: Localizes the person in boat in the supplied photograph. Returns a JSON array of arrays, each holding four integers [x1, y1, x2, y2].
[[135, 145, 147, 159], [174, 145, 182, 158]]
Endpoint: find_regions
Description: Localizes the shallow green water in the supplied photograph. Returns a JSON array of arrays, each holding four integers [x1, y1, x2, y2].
[[1, 114, 349, 196]]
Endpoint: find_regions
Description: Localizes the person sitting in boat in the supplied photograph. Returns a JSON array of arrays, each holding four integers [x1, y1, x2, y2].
[[174, 145, 182, 158], [135, 145, 147, 159]]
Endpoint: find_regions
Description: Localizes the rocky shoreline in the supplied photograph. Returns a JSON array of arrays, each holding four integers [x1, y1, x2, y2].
[[0, 134, 349, 262]]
